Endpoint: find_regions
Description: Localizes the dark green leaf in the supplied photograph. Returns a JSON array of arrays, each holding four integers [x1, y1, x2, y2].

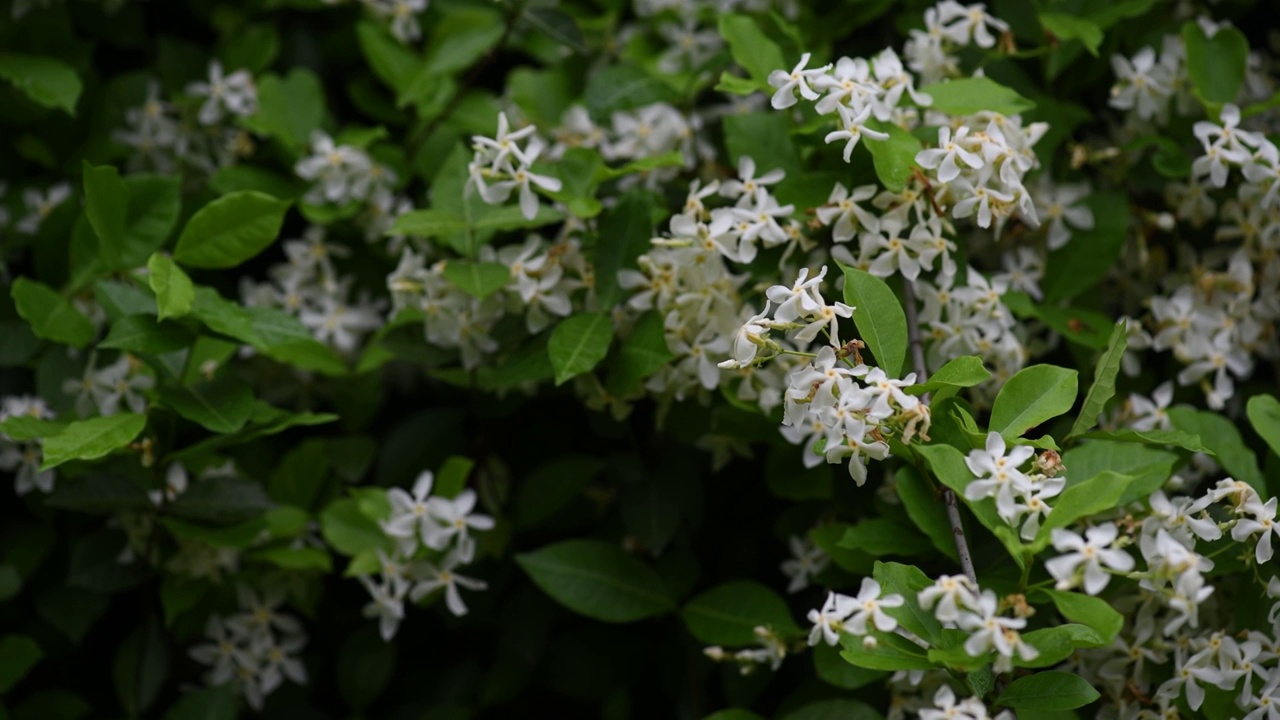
[[990, 364, 1077, 439], [113, 619, 168, 716], [548, 312, 614, 386], [442, 260, 510, 300], [11, 278, 96, 348], [515, 539, 675, 623], [594, 192, 656, 308], [41, 414, 147, 470], [1181, 22, 1248, 106], [864, 120, 921, 192], [1067, 320, 1127, 439], [996, 670, 1100, 711], [173, 191, 291, 269], [0, 53, 82, 115], [1246, 394, 1280, 459], [83, 162, 130, 269], [166, 476, 275, 525], [1169, 406, 1265, 495], [0, 635, 42, 693], [681, 581, 800, 646], [160, 375, 255, 434], [842, 266, 907, 378], [99, 314, 193, 355]]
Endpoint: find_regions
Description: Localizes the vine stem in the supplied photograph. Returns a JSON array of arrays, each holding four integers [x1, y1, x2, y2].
[[902, 279, 978, 587]]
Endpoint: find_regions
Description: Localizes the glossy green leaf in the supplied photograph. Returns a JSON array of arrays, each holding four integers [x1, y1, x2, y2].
[[1040, 13, 1103, 55], [1067, 320, 1127, 439], [515, 539, 674, 623], [1079, 429, 1211, 454], [718, 15, 786, 91], [173, 191, 291, 269], [606, 311, 675, 396], [1031, 471, 1134, 551], [442, 260, 510, 300], [83, 162, 130, 269], [548, 312, 614, 386], [11, 278, 96, 348], [872, 561, 943, 644], [864, 120, 921, 192], [594, 191, 656, 308], [0, 53, 82, 115], [1040, 589, 1124, 644], [906, 356, 990, 396], [990, 364, 1078, 439], [41, 414, 147, 470], [241, 68, 324, 149], [996, 671, 1100, 711], [1246, 394, 1280, 459], [160, 375, 255, 434], [839, 629, 937, 671], [147, 253, 194, 321], [681, 581, 801, 646], [1169, 406, 1265, 495], [918, 77, 1035, 116], [1181, 21, 1248, 106], [841, 266, 907, 378], [99, 314, 193, 355]]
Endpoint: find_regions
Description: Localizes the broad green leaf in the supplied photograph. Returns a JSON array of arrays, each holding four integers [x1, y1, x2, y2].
[[173, 191, 291, 269], [388, 209, 468, 237], [159, 517, 266, 549], [41, 414, 147, 470], [864, 120, 921, 192], [895, 465, 957, 560], [83, 162, 130, 269], [1169, 406, 1265, 495], [218, 22, 280, 74], [811, 523, 874, 574], [520, 7, 587, 54], [160, 375, 255, 434], [594, 191, 656, 308], [842, 266, 907, 378], [162, 685, 237, 720], [0, 53, 82, 115], [433, 455, 475, 499], [996, 671, 1100, 711], [1039, 13, 1103, 56], [906, 356, 990, 396], [1020, 625, 1105, 668], [113, 619, 167, 716], [11, 278, 96, 348], [120, 175, 183, 267], [147, 254, 194, 321], [548, 312, 614, 386], [1246, 395, 1280, 459], [1031, 471, 1134, 551], [1002, 291, 1114, 349], [320, 499, 394, 557], [356, 20, 418, 93], [681, 581, 801, 646], [422, 7, 505, 75], [46, 473, 151, 515], [513, 456, 602, 528], [779, 699, 884, 720], [1067, 320, 1127, 439], [718, 15, 786, 90], [606, 311, 675, 396], [442, 260, 510, 300], [209, 165, 303, 200], [0, 634, 43, 693], [515, 539, 675, 623], [166, 476, 275, 525], [583, 64, 677, 121], [99, 314, 193, 355], [839, 520, 932, 557], [715, 72, 760, 95], [0, 416, 65, 441], [596, 151, 687, 181], [1040, 589, 1124, 644], [1042, 193, 1128, 302], [990, 364, 1078, 439], [813, 642, 887, 690], [190, 287, 347, 375], [839, 629, 937, 671], [1062, 439, 1178, 505], [723, 112, 801, 178], [872, 561, 943, 645], [1079, 429, 1211, 454], [246, 545, 332, 572], [918, 77, 1035, 116], [1181, 22, 1248, 106], [240, 69, 324, 149]]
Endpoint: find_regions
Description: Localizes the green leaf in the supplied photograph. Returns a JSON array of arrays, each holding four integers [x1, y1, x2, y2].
[[1020, 625, 1104, 667], [189, 287, 347, 375], [515, 539, 675, 623], [583, 64, 677, 120], [433, 455, 475, 499], [718, 15, 786, 90], [514, 455, 602, 528], [99, 314, 193, 355], [839, 629, 937, 671], [41, 414, 147, 471], [715, 72, 761, 96], [681, 581, 801, 646], [594, 192, 656, 308], [918, 77, 1035, 116], [606, 311, 675, 396], [0, 53, 82, 115], [895, 465, 958, 560], [173, 191, 291, 269], [521, 7, 587, 53], [167, 476, 275, 525], [842, 266, 907, 378], [778, 699, 884, 720], [1246, 395, 1280, 459], [356, 20, 419, 94], [1169, 406, 1265, 495], [240, 69, 324, 149], [1063, 439, 1178, 505], [388, 209, 468, 237], [1079, 429, 1211, 454], [1042, 193, 1128, 302], [160, 375, 255, 434], [996, 671, 1100, 711], [990, 364, 1078, 440], [113, 619, 168, 716], [1039, 13, 1103, 56], [872, 561, 944, 645], [906, 356, 990, 396], [1002, 291, 1114, 350], [83, 162, 130, 269], [1067, 320, 1127, 439], [839, 520, 932, 557], [118, 175, 183, 267], [813, 642, 887, 690], [723, 112, 801, 178], [162, 686, 237, 720], [320, 498, 393, 557], [0, 635, 43, 693], [11, 278, 96, 348], [1031, 471, 1134, 551], [1040, 589, 1124, 644], [548, 312, 614, 386], [442, 260, 510, 300], [864, 120, 921, 192], [147, 254, 195, 321], [1181, 22, 1248, 106], [246, 545, 332, 572]]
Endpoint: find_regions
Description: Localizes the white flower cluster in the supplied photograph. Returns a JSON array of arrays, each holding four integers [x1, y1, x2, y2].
[[295, 132, 399, 209], [903, 1, 1009, 84], [189, 587, 308, 711], [779, 535, 828, 594], [363, 0, 429, 43], [703, 625, 791, 675], [386, 234, 590, 369], [62, 353, 154, 418], [963, 433, 1064, 540], [241, 226, 386, 354], [807, 578, 905, 646], [187, 60, 258, 126], [0, 395, 56, 495], [919, 685, 1012, 720], [14, 182, 73, 235], [466, 113, 563, 221], [356, 469, 494, 641]]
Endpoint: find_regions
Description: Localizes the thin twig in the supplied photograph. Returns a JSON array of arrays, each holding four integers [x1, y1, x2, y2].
[[902, 279, 978, 587]]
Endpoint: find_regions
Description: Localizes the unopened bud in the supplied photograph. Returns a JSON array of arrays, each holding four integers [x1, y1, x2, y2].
[[1034, 449, 1064, 477]]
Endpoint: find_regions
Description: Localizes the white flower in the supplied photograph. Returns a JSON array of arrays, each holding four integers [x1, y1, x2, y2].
[[918, 574, 979, 623], [963, 433, 1034, 522], [383, 470, 437, 546], [1231, 496, 1280, 564], [187, 60, 257, 125], [409, 550, 488, 616], [842, 577, 904, 635], [807, 591, 855, 646], [916, 125, 984, 183], [424, 489, 496, 562], [780, 535, 828, 593], [1045, 523, 1135, 595], [767, 52, 830, 109]]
